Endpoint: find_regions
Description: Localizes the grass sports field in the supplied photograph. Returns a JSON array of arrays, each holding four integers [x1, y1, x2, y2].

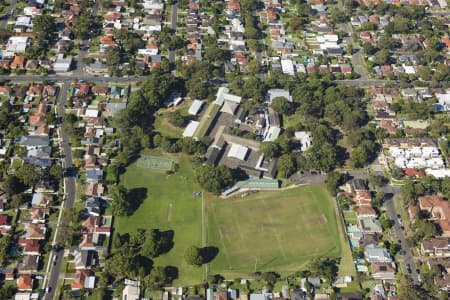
[[116, 151, 354, 283], [207, 185, 353, 277], [115, 154, 204, 285]]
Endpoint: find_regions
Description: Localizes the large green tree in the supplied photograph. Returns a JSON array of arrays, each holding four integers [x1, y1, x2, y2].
[[194, 165, 233, 194], [33, 15, 56, 44]]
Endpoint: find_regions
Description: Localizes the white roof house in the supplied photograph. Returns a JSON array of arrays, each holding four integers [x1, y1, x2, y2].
[[85, 109, 99, 118], [183, 121, 200, 137], [6, 36, 31, 53], [267, 89, 292, 103], [215, 87, 242, 106], [228, 144, 248, 161], [426, 168, 450, 178], [15, 16, 32, 27], [402, 64, 416, 74], [264, 127, 281, 142], [138, 48, 158, 56], [53, 54, 72, 73], [294, 131, 312, 151], [188, 100, 204, 115], [281, 59, 295, 75], [122, 282, 140, 300], [436, 93, 450, 111]]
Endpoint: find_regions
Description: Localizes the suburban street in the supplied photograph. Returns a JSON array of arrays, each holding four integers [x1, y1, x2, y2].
[[0, 0, 17, 28], [168, 3, 178, 63], [383, 185, 420, 285], [44, 81, 77, 300]]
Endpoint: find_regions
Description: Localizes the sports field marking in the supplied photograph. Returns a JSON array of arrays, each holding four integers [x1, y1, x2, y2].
[[137, 155, 174, 171], [212, 207, 232, 269], [262, 198, 287, 259], [167, 203, 173, 222]]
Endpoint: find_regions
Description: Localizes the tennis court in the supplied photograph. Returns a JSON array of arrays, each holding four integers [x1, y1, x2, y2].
[[137, 155, 174, 171]]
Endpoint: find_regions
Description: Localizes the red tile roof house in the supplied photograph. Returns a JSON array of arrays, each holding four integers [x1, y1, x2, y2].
[[10, 56, 26, 70], [26, 223, 47, 240], [27, 84, 43, 97], [20, 239, 41, 255], [0, 86, 11, 96], [356, 206, 377, 218], [0, 214, 11, 231], [91, 86, 109, 96], [30, 208, 49, 223], [17, 275, 33, 291], [71, 269, 91, 290], [86, 183, 104, 197], [355, 190, 372, 206], [419, 195, 450, 237]]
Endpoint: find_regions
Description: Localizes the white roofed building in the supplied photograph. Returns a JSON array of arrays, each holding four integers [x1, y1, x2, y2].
[[228, 144, 248, 161], [183, 121, 200, 137], [188, 100, 204, 116]]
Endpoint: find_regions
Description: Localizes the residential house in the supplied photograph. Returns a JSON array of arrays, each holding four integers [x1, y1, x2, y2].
[[71, 269, 92, 290], [364, 244, 392, 263], [31, 193, 52, 208], [17, 275, 33, 291], [421, 238, 450, 257], [419, 195, 450, 237], [18, 255, 40, 273], [371, 262, 396, 280], [10, 55, 26, 69]]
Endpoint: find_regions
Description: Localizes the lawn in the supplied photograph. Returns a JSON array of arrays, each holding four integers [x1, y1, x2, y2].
[[206, 185, 354, 278], [114, 154, 204, 285]]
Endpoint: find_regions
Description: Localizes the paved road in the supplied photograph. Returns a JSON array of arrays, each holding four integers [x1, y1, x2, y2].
[[168, 3, 178, 63], [44, 81, 77, 300], [0, 74, 396, 87], [0, 0, 17, 28], [383, 185, 419, 285]]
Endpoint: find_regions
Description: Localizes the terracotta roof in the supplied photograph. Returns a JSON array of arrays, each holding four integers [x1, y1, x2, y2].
[[227, 0, 240, 10], [0, 214, 8, 226], [11, 56, 25, 67], [371, 262, 396, 273], [441, 37, 450, 49], [83, 216, 98, 233], [403, 168, 425, 178], [71, 269, 90, 289], [356, 206, 377, 217], [419, 195, 450, 234], [23, 239, 40, 253], [17, 275, 33, 290]]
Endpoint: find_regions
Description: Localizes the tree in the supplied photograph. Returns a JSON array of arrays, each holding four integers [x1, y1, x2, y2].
[[111, 185, 129, 216], [194, 165, 233, 194], [50, 164, 62, 181], [259, 142, 281, 158], [16, 163, 41, 187], [277, 154, 296, 179], [168, 110, 186, 127], [104, 47, 121, 66], [184, 245, 203, 266], [33, 15, 56, 45], [309, 257, 338, 282], [72, 13, 91, 40], [397, 276, 423, 299], [327, 171, 346, 195], [10, 193, 26, 209], [3, 175, 24, 196], [270, 97, 291, 114]]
